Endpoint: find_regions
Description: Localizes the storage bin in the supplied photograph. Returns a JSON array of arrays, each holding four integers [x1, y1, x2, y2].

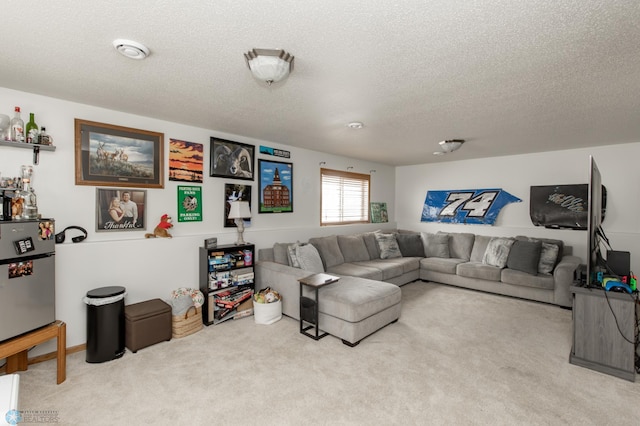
[[172, 306, 203, 338], [125, 299, 172, 353], [254, 299, 282, 325]]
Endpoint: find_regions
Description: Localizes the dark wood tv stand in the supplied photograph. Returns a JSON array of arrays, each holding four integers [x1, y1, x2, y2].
[[570, 285, 637, 381]]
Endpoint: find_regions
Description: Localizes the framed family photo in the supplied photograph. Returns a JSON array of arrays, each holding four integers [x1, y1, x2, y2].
[[75, 119, 164, 188], [95, 188, 147, 232], [258, 159, 293, 213], [210, 138, 254, 180]]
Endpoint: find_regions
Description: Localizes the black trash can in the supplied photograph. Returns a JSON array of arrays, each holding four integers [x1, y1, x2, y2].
[[84, 286, 126, 363]]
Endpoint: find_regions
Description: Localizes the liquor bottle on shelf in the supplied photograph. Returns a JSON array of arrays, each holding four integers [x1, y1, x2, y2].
[[37, 127, 52, 145], [10, 107, 24, 142], [25, 113, 38, 144]]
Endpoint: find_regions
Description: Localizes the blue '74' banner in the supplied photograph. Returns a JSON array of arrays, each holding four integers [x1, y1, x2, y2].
[[421, 189, 521, 225]]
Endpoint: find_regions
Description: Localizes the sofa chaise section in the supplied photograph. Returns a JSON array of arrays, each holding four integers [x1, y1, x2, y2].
[[255, 258, 401, 346]]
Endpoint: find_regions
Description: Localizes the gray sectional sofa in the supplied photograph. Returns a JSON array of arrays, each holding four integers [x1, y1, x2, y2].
[[255, 230, 581, 345]]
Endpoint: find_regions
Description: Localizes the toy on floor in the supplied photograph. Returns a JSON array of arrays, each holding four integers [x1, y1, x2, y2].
[[145, 214, 173, 238]]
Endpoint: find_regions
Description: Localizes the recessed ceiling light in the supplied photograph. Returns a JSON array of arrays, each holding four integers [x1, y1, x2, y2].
[[347, 122, 364, 129], [113, 39, 150, 60]]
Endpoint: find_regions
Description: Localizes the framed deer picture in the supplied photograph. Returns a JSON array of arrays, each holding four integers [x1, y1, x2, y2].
[[209, 137, 254, 181], [74, 119, 164, 188]]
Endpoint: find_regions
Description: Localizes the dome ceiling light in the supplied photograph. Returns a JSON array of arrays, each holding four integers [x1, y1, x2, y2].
[[244, 48, 294, 85], [433, 139, 465, 155], [113, 39, 150, 60]]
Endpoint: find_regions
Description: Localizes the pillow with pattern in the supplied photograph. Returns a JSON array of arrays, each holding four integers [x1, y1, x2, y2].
[[374, 231, 402, 259], [482, 237, 515, 268], [538, 242, 560, 274]]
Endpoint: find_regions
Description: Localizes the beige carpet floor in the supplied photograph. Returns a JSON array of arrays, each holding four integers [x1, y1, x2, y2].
[[17, 281, 640, 425]]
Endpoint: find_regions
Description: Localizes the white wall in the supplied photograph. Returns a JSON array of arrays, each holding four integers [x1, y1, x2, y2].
[[4, 85, 639, 356], [0, 87, 396, 353], [396, 144, 640, 273]]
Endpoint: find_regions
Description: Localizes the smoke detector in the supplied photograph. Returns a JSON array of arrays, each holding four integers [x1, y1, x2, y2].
[[113, 39, 150, 60]]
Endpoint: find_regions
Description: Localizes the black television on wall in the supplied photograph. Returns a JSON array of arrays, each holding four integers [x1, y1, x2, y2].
[[586, 155, 603, 287]]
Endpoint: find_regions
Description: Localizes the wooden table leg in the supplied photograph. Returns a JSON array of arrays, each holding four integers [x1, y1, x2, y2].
[[57, 321, 66, 384], [0, 320, 67, 384], [5, 351, 28, 373]]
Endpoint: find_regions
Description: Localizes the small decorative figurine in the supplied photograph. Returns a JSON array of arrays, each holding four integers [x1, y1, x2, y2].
[[145, 214, 173, 238]]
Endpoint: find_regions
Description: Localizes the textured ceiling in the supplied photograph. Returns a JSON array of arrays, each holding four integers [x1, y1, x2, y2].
[[2, 1, 640, 166]]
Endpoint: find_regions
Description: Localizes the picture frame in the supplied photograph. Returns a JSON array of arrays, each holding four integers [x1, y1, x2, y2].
[[75, 119, 164, 189], [370, 202, 389, 223], [169, 139, 203, 183], [210, 138, 255, 180], [224, 183, 252, 228], [95, 188, 147, 232], [258, 159, 293, 213]]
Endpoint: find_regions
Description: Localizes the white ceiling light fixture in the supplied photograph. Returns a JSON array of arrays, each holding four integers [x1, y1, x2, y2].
[[113, 39, 150, 60], [433, 139, 465, 155], [244, 48, 294, 85], [347, 121, 364, 129]]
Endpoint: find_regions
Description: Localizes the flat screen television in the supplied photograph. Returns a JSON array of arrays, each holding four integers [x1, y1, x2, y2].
[[586, 155, 603, 286]]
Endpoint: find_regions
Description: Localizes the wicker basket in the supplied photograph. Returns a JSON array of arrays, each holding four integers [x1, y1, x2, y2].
[[172, 306, 203, 338]]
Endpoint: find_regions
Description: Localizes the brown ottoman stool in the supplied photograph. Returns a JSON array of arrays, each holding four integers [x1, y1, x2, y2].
[[125, 299, 172, 353]]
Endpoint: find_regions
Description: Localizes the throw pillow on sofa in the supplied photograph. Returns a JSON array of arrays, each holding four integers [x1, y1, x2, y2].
[[296, 244, 325, 273], [516, 236, 563, 265], [482, 237, 515, 268], [288, 242, 325, 274], [506, 239, 542, 275], [287, 242, 303, 268], [421, 232, 450, 258], [538, 242, 560, 274], [374, 231, 402, 259], [395, 233, 424, 257]]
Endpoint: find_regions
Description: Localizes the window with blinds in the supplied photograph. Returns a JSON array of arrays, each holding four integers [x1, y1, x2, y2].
[[321, 168, 370, 225]]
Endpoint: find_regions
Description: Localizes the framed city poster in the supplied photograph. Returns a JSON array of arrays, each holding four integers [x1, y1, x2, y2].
[[75, 119, 164, 188], [169, 139, 203, 183], [209, 138, 254, 180], [178, 185, 202, 222], [95, 188, 147, 232], [258, 159, 293, 213], [224, 183, 252, 228]]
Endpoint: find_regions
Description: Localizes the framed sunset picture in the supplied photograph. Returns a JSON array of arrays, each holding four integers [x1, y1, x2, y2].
[[168, 139, 204, 183]]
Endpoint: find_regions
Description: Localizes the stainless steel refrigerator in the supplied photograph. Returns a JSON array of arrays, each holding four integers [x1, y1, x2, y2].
[[0, 219, 55, 342]]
